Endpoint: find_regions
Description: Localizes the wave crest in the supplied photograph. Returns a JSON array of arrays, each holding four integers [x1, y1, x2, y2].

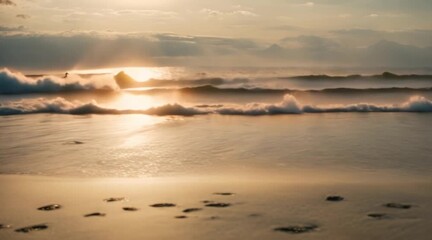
[[0, 68, 118, 94], [0, 97, 205, 116], [1, 94, 431, 116]]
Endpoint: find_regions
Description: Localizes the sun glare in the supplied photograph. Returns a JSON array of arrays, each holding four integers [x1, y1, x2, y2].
[[71, 67, 168, 82], [122, 67, 160, 82], [111, 93, 161, 110]]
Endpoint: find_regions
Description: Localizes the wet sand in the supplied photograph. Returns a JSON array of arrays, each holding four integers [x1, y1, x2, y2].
[[0, 174, 431, 240]]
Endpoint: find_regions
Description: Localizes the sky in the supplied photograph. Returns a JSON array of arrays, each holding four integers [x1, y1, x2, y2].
[[0, 0, 431, 71]]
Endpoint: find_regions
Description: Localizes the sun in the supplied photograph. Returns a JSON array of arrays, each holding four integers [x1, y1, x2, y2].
[[122, 67, 159, 82]]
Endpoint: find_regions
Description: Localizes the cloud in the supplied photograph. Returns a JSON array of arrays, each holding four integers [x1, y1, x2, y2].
[[0, 25, 24, 31], [281, 35, 340, 51], [232, 10, 258, 17], [0, 31, 430, 70], [300, 0, 431, 13], [16, 14, 30, 19], [0, 0, 15, 6], [258, 35, 432, 67], [200, 8, 258, 18], [201, 8, 224, 17], [267, 25, 303, 31], [338, 13, 351, 18], [112, 9, 177, 17], [362, 40, 432, 67], [0, 32, 263, 70], [55, 8, 179, 24], [331, 28, 432, 47], [345, 0, 432, 12], [299, 2, 315, 7]]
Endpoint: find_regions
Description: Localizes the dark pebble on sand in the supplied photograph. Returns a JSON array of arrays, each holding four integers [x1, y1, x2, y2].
[[123, 207, 139, 211], [15, 224, 48, 233], [213, 192, 234, 196], [150, 203, 176, 208], [0, 224, 12, 229], [368, 213, 389, 219], [326, 196, 344, 202], [205, 202, 231, 208], [175, 215, 188, 219], [183, 208, 202, 213], [384, 203, 411, 209], [104, 197, 125, 202], [84, 212, 106, 217], [274, 224, 318, 234], [38, 204, 62, 211]]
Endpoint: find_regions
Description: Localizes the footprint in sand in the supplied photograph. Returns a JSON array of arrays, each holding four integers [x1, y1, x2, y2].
[[326, 196, 344, 202], [123, 207, 139, 211], [274, 224, 318, 234], [64, 141, 84, 145], [368, 213, 390, 219], [248, 213, 262, 218], [384, 203, 412, 209], [38, 204, 62, 211], [84, 212, 106, 217], [150, 203, 176, 208], [15, 224, 48, 233], [213, 192, 235, 196], [104, 197, 125, 202], [175, 215, 188, 219], [183, 208, 202, 213], [205, 202, 231, 208]]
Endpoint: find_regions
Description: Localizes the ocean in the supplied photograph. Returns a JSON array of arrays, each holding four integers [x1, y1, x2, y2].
[[1, 67, 431, 180]]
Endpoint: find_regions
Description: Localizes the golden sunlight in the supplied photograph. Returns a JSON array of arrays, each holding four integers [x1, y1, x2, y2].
[[122, 67, 161, 82], [71, 67, 168, 82], [110, 93, 162, 110]]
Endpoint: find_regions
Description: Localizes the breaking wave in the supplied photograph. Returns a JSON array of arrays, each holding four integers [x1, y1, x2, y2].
[[215, 95, 432, 115], [1, 94, 431, 116], [0, 68, 118, 94], [0, 98, 204, 116], [2, 68, 432, 95]]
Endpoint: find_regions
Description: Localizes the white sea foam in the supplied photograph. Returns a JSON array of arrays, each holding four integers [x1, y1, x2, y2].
[[1, 94, 431, 116], [0, 68, 118, 94], [0, 97, 204, 116]]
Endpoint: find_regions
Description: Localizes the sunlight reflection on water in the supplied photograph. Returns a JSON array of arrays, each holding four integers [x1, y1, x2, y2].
[[1, 113, 431, 179]]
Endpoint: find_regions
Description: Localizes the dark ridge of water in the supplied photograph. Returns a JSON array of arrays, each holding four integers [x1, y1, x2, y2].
[[281, 72, 432, 81], [129, 85, 432, 95]]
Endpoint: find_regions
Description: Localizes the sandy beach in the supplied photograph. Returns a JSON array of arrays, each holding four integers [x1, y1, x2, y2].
[[0, 172, 431, 240]]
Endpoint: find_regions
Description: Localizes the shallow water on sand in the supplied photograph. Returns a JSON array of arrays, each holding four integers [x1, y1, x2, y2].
[[1, 112, 431, 180]]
